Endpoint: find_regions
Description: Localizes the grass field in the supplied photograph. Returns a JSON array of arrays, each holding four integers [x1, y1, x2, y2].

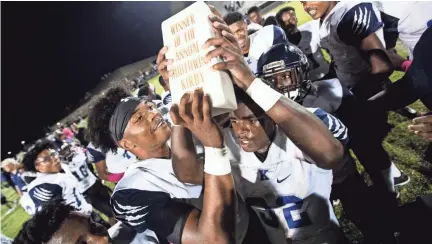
[[2, 2, 431, 242]]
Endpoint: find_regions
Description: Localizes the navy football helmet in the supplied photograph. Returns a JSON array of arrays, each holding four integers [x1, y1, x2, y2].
[[257, 43, 310, 101]]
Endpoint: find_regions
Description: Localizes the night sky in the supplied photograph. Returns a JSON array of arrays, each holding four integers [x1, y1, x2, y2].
[[1, 1, 192, 157]]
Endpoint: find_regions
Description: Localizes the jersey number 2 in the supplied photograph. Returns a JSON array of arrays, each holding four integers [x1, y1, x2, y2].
[[257, 196, 312, 229]]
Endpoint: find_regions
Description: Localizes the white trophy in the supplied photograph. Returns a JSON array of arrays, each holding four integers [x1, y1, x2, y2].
[[161, 1, 237, 116]]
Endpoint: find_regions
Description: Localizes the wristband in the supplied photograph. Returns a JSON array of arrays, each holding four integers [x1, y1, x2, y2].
[[246, 78, 282, 112], [204, 146, 231, 175], [108, 173, 124, 182], [401, 60, 412, 72]]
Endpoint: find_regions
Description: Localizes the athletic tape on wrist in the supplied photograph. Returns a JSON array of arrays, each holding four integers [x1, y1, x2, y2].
[[246, 78, 282, 112], [204, 146, 231, 175]]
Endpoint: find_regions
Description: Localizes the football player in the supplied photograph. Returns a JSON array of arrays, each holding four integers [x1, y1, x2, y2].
[[85, 142, 136, 183], [87, 85, 249, 244], [256, 42, 393, 242], [223, 11, 287, 74], [59, 143, 115, 224], [22, 139, 93, 216], [14, 199, 110, 244], [170, 19, 348, 243], [301, 0, 410, 191]]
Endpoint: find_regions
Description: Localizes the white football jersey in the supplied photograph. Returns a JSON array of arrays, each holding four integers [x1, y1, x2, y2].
[[63, 150, 98, 193], [297, 20, 330, 81], [86, 143, 136, 174], [20, 192, 36, 216], [27, 173, 92, 215], [111, 158, 249, 244], [224, 108, 346, 243], [318, 2, 386, 87], [374, 1, 432, 59], [246, 25, 288, 74]]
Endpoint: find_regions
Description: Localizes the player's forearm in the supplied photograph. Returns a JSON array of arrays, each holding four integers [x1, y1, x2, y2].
[[387, 48, 407, 71], [199, 173, 236, 244], [245, 78, 343, 169], [171, 126, 204, 184], [361, 34, 394, 79], [268, 96, 343, 169], [196, 147, 236, 243]]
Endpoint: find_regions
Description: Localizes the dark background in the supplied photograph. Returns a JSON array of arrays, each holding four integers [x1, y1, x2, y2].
[[1, 1, 192, 158]]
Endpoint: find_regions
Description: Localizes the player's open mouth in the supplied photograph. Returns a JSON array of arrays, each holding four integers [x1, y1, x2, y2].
[[152, 118, 166, 133]]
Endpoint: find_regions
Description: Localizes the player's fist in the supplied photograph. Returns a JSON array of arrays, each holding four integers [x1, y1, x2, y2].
[[408, 114, 432, 141], [170, 89, 224, 148]]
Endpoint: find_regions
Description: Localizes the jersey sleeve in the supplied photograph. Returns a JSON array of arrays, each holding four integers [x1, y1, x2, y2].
[[28, 183, 63, 209], [111, 189, 194, 244], [337, 2, 383, 46], [308, 107, 348, 145], [379, 11, 400, 49], [86, 146, 106, 163]]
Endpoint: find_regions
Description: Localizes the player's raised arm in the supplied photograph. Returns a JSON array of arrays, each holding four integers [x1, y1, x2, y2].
[[204, 16, 343, 169], [170, 90, 237, 244], [337, 2, 394, 81], [156, 46, 204, 185]]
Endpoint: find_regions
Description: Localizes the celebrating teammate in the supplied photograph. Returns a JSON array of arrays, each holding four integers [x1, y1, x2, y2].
[[22, 139, 92, 216], [166, 13, 349, 242], [223, 12, 287, 74], [59, 143, 115, 224]]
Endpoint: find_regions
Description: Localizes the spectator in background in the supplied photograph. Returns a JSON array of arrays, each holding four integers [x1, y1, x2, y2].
[[158, 76, 172, 105], [61, 125, 74, 141], [276, 7, 301, 45], [1, 158, 26, 197], [247, 6, 265, 26]]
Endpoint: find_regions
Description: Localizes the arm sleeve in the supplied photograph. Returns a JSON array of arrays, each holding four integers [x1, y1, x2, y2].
[[111, 189, 195, 244], [86, 147, 106, 163], [380, 11, 399, 49], [337, 2, 383, 46], [28, 183, 63, 209], [308, 107, 349, 145]]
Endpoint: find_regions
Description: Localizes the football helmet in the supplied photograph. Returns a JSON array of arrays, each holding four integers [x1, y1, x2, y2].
[[257, 43, 311, 101]]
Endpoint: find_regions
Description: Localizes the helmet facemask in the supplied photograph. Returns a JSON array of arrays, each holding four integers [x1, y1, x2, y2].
[[261, 60, 310, 102]]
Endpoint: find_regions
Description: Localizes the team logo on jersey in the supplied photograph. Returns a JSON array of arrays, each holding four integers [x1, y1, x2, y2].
[[276, 174, 291, 183], [258, 169, 269, 181]]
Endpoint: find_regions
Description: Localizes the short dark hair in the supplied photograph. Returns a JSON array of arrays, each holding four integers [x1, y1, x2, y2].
[[247, 6, 260, 15], [276, 7, 296, 24], [22, 139, 55, 172], [224, 12, 244, 26], [137, 86, 150, 97], [14, 199, 74, 243], [263, 16, 280, 27], [87, 86, 131, 154]]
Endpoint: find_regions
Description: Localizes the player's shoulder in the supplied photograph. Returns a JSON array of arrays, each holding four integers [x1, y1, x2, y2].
[[113, 158, 171, 193], [299, 19, 320, 32]]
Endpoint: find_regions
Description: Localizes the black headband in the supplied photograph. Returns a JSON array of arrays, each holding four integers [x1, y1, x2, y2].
[[109, 97, 142, 144]]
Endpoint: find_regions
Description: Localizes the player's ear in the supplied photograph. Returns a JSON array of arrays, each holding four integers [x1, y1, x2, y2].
[[118, 138, 135, 151]]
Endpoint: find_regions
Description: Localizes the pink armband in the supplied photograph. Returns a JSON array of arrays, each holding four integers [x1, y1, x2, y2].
[[108, 173, 124, 182], [401, 60, 412, 72]]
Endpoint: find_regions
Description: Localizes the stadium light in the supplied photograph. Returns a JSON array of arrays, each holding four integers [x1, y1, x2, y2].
[[7, 151, 11, 155], [21, 141, 25, 145], [57, 122, 61, 126]]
